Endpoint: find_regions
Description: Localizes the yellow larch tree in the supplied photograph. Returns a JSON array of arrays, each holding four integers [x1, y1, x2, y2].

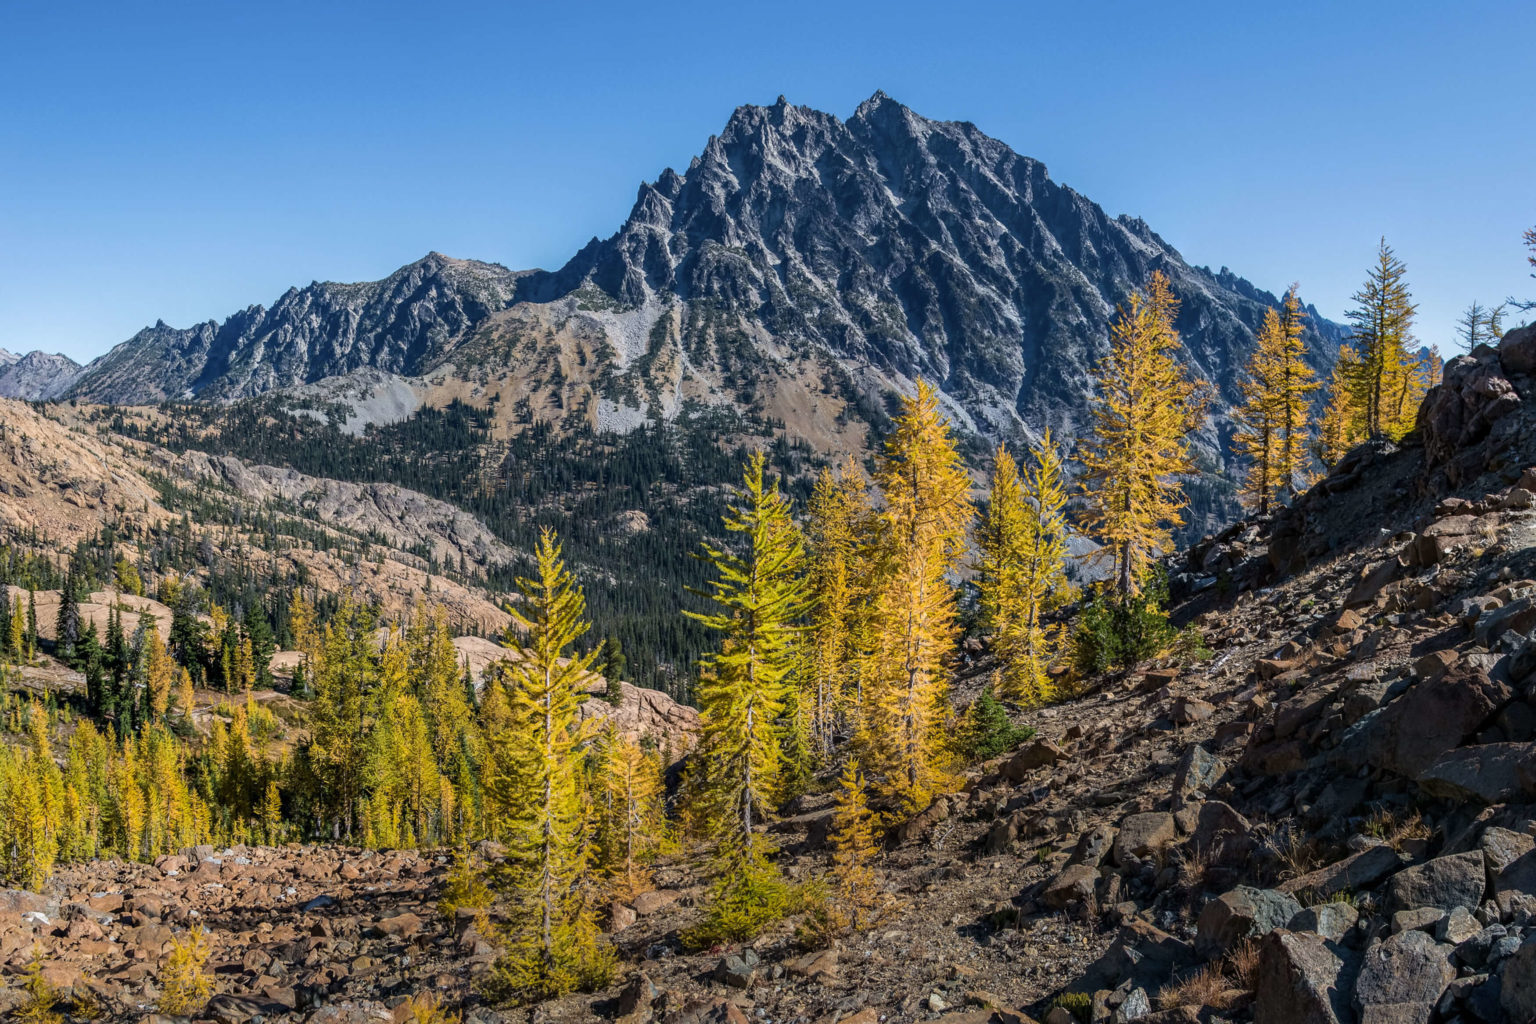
[[830, 757, 881, 928], [1078, 270, 1207, 598], [1233, 287, 1318, 512], [1315, 344, 1365, 470], [801, 460, 870, 761], [862, 379, 972, 812], [978, 431, 1070, 705], [685, 451, 808, 941], [486, 527, 611, 1001], [594, 723, 667, 901], [1342, 239, 1422, 441]]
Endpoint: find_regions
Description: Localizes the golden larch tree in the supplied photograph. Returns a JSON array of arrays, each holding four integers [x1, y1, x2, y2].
[[1342, 238, 1422, 441], [485, 528, 611, 1000], [977, 432, 1070, 704], [830, 757, 881, 928], [1078, 270, 1207, 598], [685, 451, 808, 940], [862, 379, 972, 812], [1233, 287, 1318, 512]]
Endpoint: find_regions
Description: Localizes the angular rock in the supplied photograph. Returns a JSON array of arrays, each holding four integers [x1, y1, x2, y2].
[[1501, 934, 1536, 1022], [1280, 845, 1405, 900], [1254, 929, 1356, 1024], [1353, 929, 1455, 1024], [1069, 825, 1118, 868], [1001, 740, 1068, 781], [1416, 743, 1530, 803], [1359, 665, 1512, 777], [1172, 745, 1224, 802], [1042, 864, 1099, 910], [1288, 902, 1360, 944], [1384, 851, 1486, 915], [1196, 886, 1302, 959], [1114, 813, 1177, 867]]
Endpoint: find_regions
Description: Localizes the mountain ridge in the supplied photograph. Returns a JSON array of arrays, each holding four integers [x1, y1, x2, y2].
[[14, 94, 1342, 500]]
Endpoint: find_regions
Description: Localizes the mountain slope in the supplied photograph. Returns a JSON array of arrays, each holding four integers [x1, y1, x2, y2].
[[530, 91, 1345, 442], [0, 351, 83, 400], [68, 253, 526, 404]]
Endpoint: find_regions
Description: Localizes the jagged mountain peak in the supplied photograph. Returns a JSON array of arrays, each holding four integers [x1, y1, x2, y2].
[[68, 255, 527, 404]]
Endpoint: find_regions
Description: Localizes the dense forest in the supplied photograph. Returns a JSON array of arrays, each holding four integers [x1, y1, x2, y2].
[[109, 399, 820, 696]]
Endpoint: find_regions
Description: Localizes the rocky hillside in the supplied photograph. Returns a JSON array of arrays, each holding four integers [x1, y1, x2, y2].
[[65, 254, 527, 404], [6, 330, 1535, 1023], [0, 399, 512, 632]]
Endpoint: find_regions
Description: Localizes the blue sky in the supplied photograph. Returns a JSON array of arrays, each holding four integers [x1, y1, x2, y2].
[[2, 0, 1532, 362]]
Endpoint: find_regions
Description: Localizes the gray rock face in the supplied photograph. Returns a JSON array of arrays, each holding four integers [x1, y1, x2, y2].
[[1353, 929, 1455, 1024], [69, 253, 525, 403], [1358, 665, 1512, 777], [536, 92, 1343, 460], [1501, 934, 1536, 1022], [1289, 902, 1360, 944], [0, 350, 82, 400], [1196, 886, 1303, 959], [1254, 929, 1356, 1024], [1384, 852, 1487, 915]]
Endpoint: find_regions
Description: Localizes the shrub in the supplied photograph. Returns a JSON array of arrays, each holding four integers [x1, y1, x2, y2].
[[959, 685, 1035, 761], [1048, 992, 1091, 1023], [17, 946, 62, 1024], [1072, 569, 1176, 673]]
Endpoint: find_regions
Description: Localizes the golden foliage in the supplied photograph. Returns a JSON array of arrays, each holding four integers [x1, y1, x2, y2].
[[157, 928, 214, 1016], [1077, 271, 1207, 597]]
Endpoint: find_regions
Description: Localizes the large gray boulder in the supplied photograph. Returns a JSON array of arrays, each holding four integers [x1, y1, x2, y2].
[[1358, 666, 1512, 778], [1254, 930, 1357, 1024], [1196, 886, 1303, 959], [1353, 929, 1455, 1024], [1384, 852, 1486, 915]]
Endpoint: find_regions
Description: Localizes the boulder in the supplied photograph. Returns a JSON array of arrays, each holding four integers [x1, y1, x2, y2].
[[1253, 929, 1357, 1024], [1488, 848, 1536, 915], [1042, 864, 1099, 910], [1196, 886, 1303, 959], [1384, 852, 1486, 915], [1001, 740, 1068, 781], [1114, 813, 1177, 867], [1415, 743, 1530, 804], [1419, 348, 1521, 470], [1358, 665, 1512, 777], [1288, 902, 1360, 944], [1069, 825, 1118, 868], [1280, 845, 1405, 900], [1500, 323, 1536, 376], [1501, 934, 1536, 1022], [1352, 929, 1455, 1024], [1172, 745, 1225, 802]]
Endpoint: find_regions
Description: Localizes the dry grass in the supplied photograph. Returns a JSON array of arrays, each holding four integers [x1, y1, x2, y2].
[[1226, 939, 1260, 991], [1274, 828, 1323, 880], [1363, 808, 1432, 853], [1157, 937, 1263, 1011], [1157, 965, 1231, 1010]]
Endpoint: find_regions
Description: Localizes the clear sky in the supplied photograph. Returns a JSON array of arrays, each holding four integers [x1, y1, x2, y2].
[[3, 0, 1532, 363]]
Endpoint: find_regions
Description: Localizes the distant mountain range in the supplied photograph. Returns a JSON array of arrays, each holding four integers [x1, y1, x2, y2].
[[10, 93, 1343, 481]]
